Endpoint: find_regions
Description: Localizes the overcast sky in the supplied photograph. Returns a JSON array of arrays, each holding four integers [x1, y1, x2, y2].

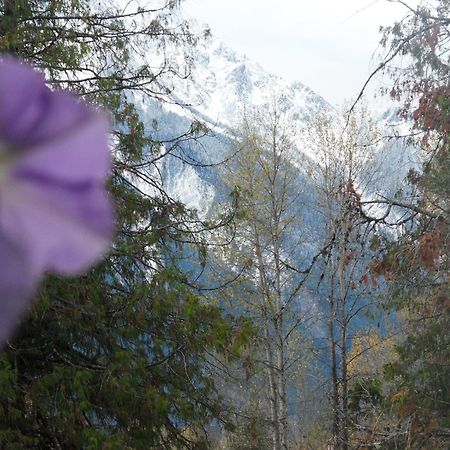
[[182, 0, 418, 106]]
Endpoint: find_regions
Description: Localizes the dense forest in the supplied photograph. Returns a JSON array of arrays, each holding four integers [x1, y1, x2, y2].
[[0, 0, 448, 449]]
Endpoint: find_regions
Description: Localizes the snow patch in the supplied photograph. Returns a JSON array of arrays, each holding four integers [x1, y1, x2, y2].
[[168, 165, 215, 217]]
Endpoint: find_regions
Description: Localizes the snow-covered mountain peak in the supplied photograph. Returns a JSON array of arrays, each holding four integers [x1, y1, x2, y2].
[[136, 33, 415, 218], [172, 36, 331, 130]]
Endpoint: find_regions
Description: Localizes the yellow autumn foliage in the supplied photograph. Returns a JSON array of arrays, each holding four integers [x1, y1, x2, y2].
[[348, 331, 398, 379]]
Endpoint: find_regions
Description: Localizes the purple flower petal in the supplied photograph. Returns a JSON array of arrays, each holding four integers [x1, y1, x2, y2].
[[0, 176, 113, 276], [14, 100, 111, 183], [0, 57, 48, 146], [0, 57, 114, 344]]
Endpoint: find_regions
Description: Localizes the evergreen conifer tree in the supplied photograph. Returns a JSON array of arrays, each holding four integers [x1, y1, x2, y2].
[[0, 1, 252, 448]]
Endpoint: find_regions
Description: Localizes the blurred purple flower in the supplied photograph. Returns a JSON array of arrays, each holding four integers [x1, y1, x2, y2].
[[0, 57, 114, 343]]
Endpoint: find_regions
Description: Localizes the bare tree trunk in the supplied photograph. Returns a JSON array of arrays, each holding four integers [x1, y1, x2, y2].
[[273, 247, 290, 450], [264, 321, 282, 450], [274, 245, 289, 450], [270, 112, 289, 450], [328, 289, 341, 449], [338, 214, 350, 450], [324, 212, 341, 449], [340, 301, 349, 450], [255, 237, 282, 450], [275, 315, 289, 450]]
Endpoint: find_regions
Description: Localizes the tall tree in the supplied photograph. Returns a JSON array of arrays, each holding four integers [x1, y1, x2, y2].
[[0, 1, 250, 448], [306, 108, 387, 450], [351, 1, 449, 447], [220, 98, 312, 450]]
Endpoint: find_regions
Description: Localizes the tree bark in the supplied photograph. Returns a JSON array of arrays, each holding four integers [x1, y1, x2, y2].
[[265, 321, 282, 450], [328, 286, 341, 449], [271, 109, 289, 450], [338, 210, 350, 450], [255, 236, 282, 450], [273, 310, 288, 450]]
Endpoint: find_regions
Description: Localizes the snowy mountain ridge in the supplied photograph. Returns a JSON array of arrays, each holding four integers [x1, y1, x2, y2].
[[178, 39, 331, 129], [135, 35, 417, 215]]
